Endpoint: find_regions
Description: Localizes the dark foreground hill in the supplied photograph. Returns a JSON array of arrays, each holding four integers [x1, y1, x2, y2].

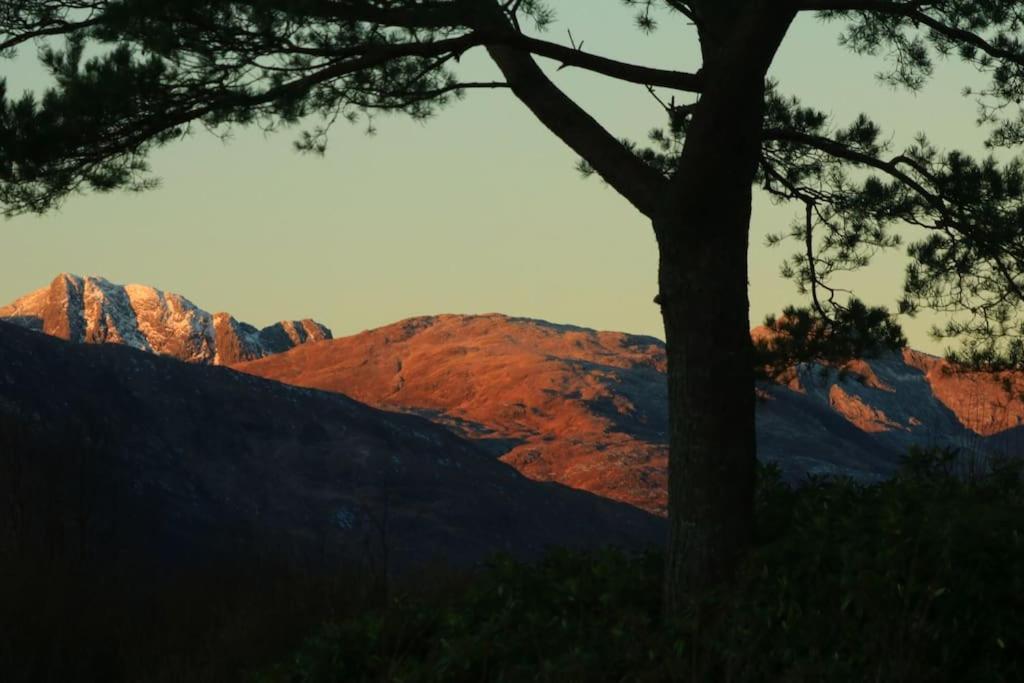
[[0, 321, 663, 577]]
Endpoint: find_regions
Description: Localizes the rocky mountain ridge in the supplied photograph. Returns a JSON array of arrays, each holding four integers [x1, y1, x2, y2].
[[0, 273, 331, 364]]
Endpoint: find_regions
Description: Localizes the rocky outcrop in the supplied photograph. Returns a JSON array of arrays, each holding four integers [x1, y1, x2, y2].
[[902, 349, 1024, 436]]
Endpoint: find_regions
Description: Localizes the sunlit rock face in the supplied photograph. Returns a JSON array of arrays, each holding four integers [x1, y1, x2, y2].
[[753, 353, 979, 483], [0, 274, 331, 364], [238, 315, 1024, 516], [901, 349, 1024, 436]]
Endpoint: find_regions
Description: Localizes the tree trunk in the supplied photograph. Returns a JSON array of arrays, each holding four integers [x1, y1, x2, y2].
[[659, 5, 795, 611], [657, 161, 758, 610]]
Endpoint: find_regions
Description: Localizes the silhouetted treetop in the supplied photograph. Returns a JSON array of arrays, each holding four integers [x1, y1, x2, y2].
[[0, 1, 702, 217], [753, 299, 908, 379]]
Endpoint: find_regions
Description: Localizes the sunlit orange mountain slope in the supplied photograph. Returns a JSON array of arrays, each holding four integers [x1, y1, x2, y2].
[[235, 314, 670, 513]]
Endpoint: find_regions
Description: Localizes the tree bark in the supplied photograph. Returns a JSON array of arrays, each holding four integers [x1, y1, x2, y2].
[[659, 5, 796, 611], [657, 163, 758, 611], [478, 0, 797, 611]]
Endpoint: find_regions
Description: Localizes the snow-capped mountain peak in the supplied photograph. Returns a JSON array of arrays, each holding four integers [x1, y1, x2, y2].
[[0, 274, 331, 364]]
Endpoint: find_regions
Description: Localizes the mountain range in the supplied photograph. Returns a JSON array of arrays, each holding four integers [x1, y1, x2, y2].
[[234, 315, 1024, 514], [0, 319, 662, 573], [4, 274, 1024, 521]]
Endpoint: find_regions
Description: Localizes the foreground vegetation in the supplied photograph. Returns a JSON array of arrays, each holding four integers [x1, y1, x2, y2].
[[261, 451, 1024, 683], [3, 445, 1022, 682]]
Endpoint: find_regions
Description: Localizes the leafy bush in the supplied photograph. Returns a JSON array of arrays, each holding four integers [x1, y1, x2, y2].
[[260, 455, 1024, 683]]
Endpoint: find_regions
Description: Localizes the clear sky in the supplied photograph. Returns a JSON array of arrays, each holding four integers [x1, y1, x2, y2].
[[0, 4, 995, 353]]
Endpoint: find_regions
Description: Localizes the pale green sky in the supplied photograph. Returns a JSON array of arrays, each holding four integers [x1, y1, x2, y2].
[[0, 4, 996, 353]]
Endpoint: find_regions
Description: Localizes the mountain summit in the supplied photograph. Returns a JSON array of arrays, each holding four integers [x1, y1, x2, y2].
[[0, 274, 331, 364], [238, 314, 670, 513]]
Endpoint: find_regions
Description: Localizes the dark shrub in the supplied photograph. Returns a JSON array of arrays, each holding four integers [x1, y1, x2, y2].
[[260, 455, 1024, 683]]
